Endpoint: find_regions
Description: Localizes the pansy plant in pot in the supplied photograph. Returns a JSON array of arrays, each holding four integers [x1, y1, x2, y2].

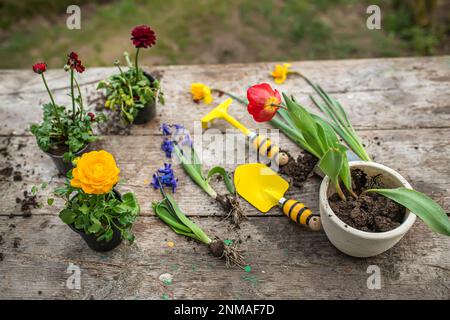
[[54, 150, 140, 252], [97, 25, 164, 125], [245, 83, 450, 257], [30, 54, 103, 175]]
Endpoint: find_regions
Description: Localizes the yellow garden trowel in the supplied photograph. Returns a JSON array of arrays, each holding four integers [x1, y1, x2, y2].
[[201, 98, 289, 166], [234, 163, 322, 231]]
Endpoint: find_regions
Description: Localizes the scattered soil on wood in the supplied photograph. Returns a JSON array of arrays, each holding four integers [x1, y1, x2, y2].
[[329, 169, 405, 232], [17, 190, 39, 218], [279, 151, 318, 188], [88, 93, 131, 136], [13, 237, 22, 248]]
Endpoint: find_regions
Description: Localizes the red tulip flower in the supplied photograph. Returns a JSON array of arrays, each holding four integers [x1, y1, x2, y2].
[[32, 62, 47, 74], [131, 25, 156, 48], [247, 83, 282, 122], [67, 51, 85, 73]]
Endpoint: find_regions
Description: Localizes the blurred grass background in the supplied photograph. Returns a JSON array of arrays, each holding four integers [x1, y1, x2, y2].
[[0, 0, 448, 69]]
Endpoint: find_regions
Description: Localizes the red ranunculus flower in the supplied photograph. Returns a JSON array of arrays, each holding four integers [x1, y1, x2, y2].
[[87, 112, 95, 121], [247, 83, 282, 122], [32, 62, 47, 74], [131, 25, 156, 48], [67, 51, 85, 73]]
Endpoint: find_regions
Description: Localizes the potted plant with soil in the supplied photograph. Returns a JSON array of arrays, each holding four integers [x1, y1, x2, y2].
[[30, 54, 103, 175], [244, 83, 450, 257], [54, 150, 140, 252], [97, 25, 164, 125]]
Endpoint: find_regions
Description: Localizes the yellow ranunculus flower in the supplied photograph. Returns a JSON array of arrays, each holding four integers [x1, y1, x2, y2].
[[70, 150, 120, 195], [271, 63, 291, 84], [191, 82, 213, 104]]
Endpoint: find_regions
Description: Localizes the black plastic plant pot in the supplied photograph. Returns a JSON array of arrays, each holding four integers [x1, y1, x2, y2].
[[45, 143, 90, 176], [68, 190, 123, 252], [133, 72, 158, 125]]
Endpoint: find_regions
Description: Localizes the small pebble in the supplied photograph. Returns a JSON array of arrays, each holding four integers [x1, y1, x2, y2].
[[244, 265, 252, 273], [167, 241, 174, 247], [159, 273, 173, 285]]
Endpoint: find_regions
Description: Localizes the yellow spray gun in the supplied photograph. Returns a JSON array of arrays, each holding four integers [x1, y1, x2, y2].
[[201, 98, 289, 166]]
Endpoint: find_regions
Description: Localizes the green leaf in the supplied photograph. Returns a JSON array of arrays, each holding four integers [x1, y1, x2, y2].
[[366, 188, 450, 236], [165, 194, 211, 245], [318, 148, 343, 185], [79, 204, 89, 214], [31, 186, 38, 195], [97, 228, 113, 242], [122, 228, 135, 243], [153, 202, 192, 234], [113, 204, 127, 214], [41, 182, 48, 190], [121, 192, 140, 215], [47, 198, 54, 206], [59, 209, 76, 224], [88, 218, 102, 234], [207, 166, 235, 194], [173, 144, 217, 198]]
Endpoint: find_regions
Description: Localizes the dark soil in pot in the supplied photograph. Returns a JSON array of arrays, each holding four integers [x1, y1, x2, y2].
[[279, 151, 318, 188], [329, 169, 405, 232], [45, 143, 89, 176], [68, 190, 123, 252], [133, 72, 157, 125]]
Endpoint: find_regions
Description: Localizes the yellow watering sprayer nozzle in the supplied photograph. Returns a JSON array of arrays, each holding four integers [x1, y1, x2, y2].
[[201, 98, 251, 136]]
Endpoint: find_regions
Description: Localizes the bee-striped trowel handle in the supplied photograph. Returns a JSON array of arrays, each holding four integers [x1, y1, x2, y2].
[[279, 198, 322, 231], [248, 132, 289, 166]]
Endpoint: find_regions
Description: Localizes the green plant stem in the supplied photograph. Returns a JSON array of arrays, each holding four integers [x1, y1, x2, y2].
[[74, 78, 84, 121], [134, 47, 140, 83], [124, 51, 133, 68], [211, 89, 247, 105], [41, 73, 56, 106], [41, 73, 63, 131], [70, 69, 75, 121]]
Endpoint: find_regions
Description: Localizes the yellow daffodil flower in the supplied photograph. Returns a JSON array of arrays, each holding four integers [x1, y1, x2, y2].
[[271, 63, 291, 84], [191, 83, 213, 104]]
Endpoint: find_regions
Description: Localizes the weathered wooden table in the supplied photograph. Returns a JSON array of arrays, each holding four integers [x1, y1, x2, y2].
[[0, 56, 449, 299]]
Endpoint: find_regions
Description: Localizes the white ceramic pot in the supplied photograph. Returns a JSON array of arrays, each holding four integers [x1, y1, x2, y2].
[[319, 161, 416, 258]]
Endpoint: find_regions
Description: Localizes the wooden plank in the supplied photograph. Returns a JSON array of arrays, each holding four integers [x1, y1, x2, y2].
[[1, 128, 449, 218], [2, 56, 449, 96], [0, 215, 448, 299], [1, 56, 449, 136]]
